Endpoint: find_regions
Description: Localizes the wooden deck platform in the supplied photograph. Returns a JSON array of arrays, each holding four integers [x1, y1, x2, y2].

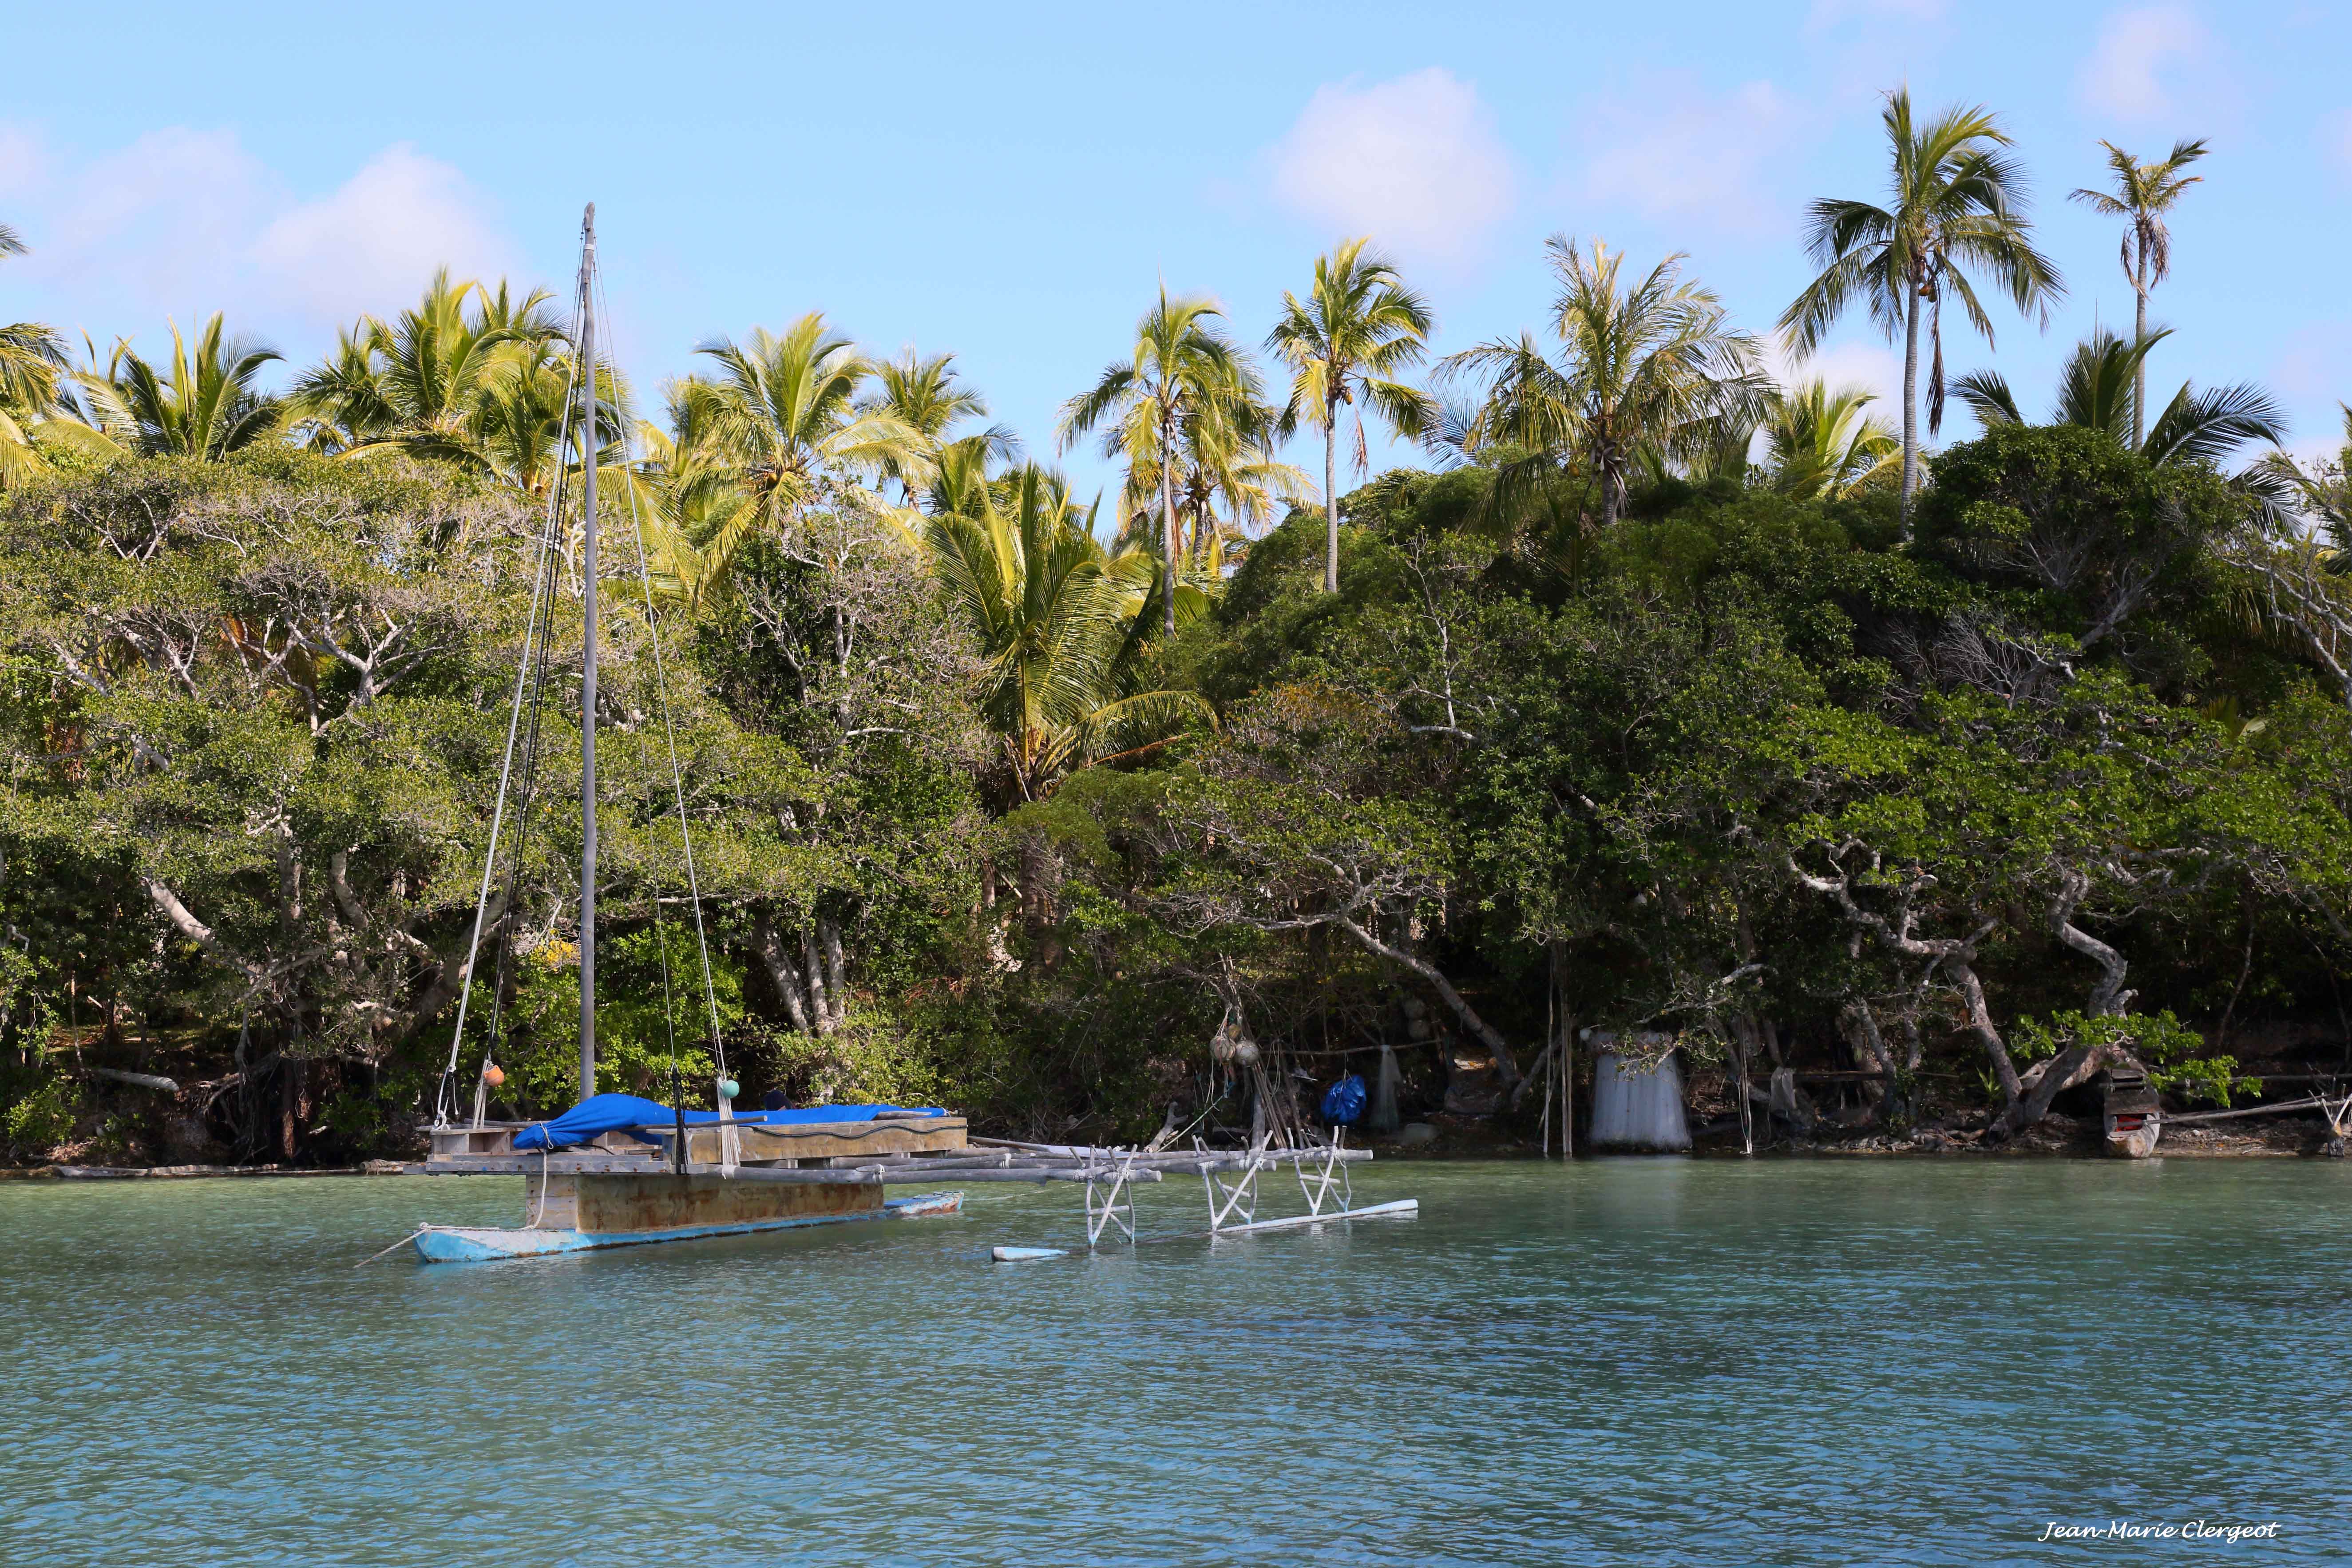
[[427, 1114, 969, 1164]]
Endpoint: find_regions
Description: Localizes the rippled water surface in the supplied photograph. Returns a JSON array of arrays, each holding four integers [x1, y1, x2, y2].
[[4, 1159, 2347, 1565]]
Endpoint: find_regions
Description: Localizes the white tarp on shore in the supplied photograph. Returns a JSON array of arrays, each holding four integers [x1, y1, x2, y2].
[[1588, 1034, 1691, 1152]]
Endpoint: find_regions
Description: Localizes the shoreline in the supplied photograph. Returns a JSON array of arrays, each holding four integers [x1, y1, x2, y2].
[[7, 1117, 2341, 1179]]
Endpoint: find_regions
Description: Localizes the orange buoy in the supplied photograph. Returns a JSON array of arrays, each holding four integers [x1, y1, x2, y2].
[[481, 1064, 506, 1088]]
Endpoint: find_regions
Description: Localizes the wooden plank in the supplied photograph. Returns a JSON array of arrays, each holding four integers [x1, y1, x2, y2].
[[682, 1117, 967, 1164]]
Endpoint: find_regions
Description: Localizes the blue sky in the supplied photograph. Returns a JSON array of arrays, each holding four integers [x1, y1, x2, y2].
[[5, 1, 2348, 502]]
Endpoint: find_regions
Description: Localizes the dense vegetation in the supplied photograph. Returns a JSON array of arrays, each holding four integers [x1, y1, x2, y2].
[[4, 99, 2351, 1165]]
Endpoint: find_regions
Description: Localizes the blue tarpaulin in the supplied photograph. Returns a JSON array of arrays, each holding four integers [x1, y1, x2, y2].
[[1321, 1073, 1367, 1126], [511, 1092, 946, 1151]]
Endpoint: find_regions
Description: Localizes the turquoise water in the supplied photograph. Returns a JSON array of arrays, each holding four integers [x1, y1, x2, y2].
[[3, 1159, 2345, 1565]]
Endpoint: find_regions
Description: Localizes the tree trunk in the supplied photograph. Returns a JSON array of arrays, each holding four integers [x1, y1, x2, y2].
[[1951, 958, 2021, 1111], [800, 924, 832, 1033], [2050, 866, 2134, 1018], [1900, 284, 1922, 532], [1323, 402, 1339, 594], [278, 1059, 302, 1162], [2131, 251, 2148, 452], [818, 917, 848, 1031], [751, 912, 816, 1035], [1331, 914, 1519, 1087], [1999, 1041, 2143, 1137], [1162, 411, 1179, 636], [278, 1007, 307, 1162], [1841, 998, 1903, 1122]]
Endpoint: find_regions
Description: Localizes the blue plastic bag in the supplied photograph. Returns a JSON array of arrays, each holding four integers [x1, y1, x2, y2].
[[1321, 1073, 1367, 1126]]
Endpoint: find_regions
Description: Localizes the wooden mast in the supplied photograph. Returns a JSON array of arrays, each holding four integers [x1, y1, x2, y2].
[[577, 203, 599, 1103]]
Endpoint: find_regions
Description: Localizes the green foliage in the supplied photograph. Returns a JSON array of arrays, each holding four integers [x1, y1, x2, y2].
[[492, 926, 751, 1116], [4, 1074, 78, 1153], [4, 245, 2351, 1162], [2009, 1010, 2251, 1107]]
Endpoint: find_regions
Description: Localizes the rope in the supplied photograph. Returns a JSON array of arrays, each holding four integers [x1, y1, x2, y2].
[[464, 270, 596, 1116], [433, 287, 586, 1128], [354, 1228, 429, 1268], [594, 257, 728, 1092]]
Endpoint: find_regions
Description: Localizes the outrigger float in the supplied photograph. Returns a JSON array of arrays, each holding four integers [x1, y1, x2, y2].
[[404, 207, 1414, 1264], [411, 1099, 1414, 1263]]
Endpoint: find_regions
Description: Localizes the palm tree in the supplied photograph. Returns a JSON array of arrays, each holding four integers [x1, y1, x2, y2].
[[657, 314, 927, 605], [1780, 90, 2065, 527], [1267, 239, 1437, 592], [2257, 406, 2352, 567], [1111, 381, 1311, 574], [1954, 326, 2285, 470], [1441, 236, 1768, 527], [1762, 380, 1901, 499], [0, 224, 81, 486], [288, 270, 562, 459], [1060, 288, 1258, 634], [76, 315, 285, 460], [905, 463, 1211, 801], [2070, 138, 2208, 450], [463, 335, 634, 497], [860, 348, 1018, 503]]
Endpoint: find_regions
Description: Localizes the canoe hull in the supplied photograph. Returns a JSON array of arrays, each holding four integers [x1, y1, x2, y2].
[[412, 1189, 964, 1263]]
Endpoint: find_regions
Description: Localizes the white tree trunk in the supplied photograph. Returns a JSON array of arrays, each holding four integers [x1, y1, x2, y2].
[[1162, 410, 1179, 635], [1323, 406, 1339, 594], [1900, 286, 1922, 531]]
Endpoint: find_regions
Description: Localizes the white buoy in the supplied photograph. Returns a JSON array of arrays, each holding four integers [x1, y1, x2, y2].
[[991, 1245, 1068, 1263]]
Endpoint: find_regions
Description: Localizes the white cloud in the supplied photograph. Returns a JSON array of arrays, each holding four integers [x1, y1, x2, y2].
[[2079, 4, 2205, 120], [1266, 68, 1516, 266], [30, 127, 278, 325], [1574, 78, 1802, 231], [0, 127, 522, 362], [253, 144, 513, 320]]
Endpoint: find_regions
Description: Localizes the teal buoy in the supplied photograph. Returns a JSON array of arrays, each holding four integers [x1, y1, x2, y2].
[[717, 1078, 740, 1101]]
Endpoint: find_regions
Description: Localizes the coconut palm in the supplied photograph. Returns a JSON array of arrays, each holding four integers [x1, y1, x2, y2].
[[860, 348, 1018, 502], [1112, 382, 1311, 574], [656, 315, 927, 606], [0, 225, 83, 486], [2070, 138, 2208, 450], [76, 315, 285, 460], [1762, 380, 1901, 499], [1780, 90, 2065, 527], [463, 336, 634, 496], [1060, 288, 1258, 634], [2256, 405, 2352, 566], [288, 270, 562, 459], [1267, 239, 1437, 592], [1954, 327, 2285, 471], [1440, 236, 1768, 528], [906, 463, 1211, 801]]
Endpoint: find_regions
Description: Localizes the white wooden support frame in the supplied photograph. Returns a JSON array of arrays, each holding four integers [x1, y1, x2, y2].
[[1200, 1137, 1268, 1234], [1084, 1156, 1139, 1247], [1295, 1131, 1352, 1219]]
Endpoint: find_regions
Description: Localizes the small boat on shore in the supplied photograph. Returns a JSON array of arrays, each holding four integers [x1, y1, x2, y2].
[[2096, 1065, 2162, 1158]]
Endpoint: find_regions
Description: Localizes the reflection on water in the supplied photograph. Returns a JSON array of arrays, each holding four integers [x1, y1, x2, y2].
[[3, 1159, 2345, 1565]]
